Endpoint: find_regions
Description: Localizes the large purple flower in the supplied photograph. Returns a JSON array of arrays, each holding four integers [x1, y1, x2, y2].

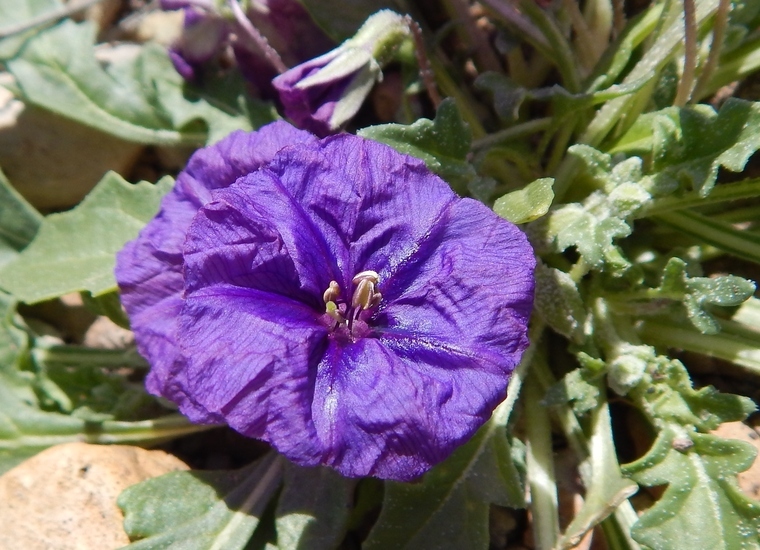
[[116, 122, 535, 480]]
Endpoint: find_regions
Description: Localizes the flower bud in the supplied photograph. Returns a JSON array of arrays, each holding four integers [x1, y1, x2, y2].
[[272, 10, 411, 135]]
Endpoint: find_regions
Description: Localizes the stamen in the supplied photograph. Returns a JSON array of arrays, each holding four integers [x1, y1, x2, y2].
[[323, 280, 341, 303]]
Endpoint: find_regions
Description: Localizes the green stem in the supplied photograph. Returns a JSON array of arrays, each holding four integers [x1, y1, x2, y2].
[[653, 210, 760, 265], [638, 320, 760, 376], [33, 345, 148, 369], [703, 35, 760, 97], [524, 372, 560, 550], [471, 117, 553, 152], [518, 0, 583, 93], [635, 178, 760, 217], [0, 414, 213, 451]]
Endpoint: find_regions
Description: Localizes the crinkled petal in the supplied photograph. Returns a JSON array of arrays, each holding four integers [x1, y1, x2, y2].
[[373, 198, 535, 359], [115, 122, 315, 397], [264, 135, 457, 290], [184, 173, 344, 304], [175, 285, 328, 463], [311, 335, 509, 480]]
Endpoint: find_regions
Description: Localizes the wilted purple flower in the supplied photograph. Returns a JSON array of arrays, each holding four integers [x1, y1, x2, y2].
[[161, 0, 331, 88], [116, 122, 535, 480], [272, 10, 411, 136]]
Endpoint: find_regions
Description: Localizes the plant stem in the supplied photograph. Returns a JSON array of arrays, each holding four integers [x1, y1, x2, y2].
[[692, 0, 731, 101], [471, 117, 553, 151], [0, 0, 105, 38], [635, 178, 760, 217], [638, 320, 760, 376], [654, 210, 760, 265], [227, 0, 287, 74], [673, 0, 698, 106], [524, 372, 560, 550]]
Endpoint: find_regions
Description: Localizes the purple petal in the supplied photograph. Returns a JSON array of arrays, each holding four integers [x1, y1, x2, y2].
[[115, 122, 316, 398], [311, 335, 508, 480], [374, 198, 535, 358], [175, 285, 328, 462]]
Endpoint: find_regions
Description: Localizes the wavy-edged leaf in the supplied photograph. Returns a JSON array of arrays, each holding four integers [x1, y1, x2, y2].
[[0, 172, 172, 303], [623, 428, 760, 550], [8, 20, 265, 145]]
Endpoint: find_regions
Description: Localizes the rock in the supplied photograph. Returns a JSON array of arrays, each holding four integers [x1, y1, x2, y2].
[[0, 443, 188, 549], [0, 81, 143, 211]]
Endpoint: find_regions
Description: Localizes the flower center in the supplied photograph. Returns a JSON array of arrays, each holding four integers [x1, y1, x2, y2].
[[322, 270, 382, 336]]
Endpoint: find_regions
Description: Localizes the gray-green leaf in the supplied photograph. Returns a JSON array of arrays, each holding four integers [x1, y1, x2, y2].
[[0, 172, 172, 303], [363, 400, 524, 550], [119, 453, 284, 550]]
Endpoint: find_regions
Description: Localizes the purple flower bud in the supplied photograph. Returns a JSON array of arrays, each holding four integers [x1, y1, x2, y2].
[[115, 122, 535, 480], [272, 10, 411, 135]]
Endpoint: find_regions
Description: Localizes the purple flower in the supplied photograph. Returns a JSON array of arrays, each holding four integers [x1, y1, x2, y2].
[[272, 10, 411, 136], [116, 122, 535, 480], [161, 0, 332, 88]]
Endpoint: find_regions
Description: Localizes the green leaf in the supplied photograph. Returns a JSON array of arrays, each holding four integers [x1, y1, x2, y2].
[[119, 453, 283, 549], [0, 379, 205, 475], [630, 349, 754, 432], [622, 428, 760, 550], [654, 257, 755, 334], [8, 21, 264, 146], [0, 167, 42, 269], [533, 261, 586, 343], [652, 99, 760, 196], [541, 202, 631, 270], [0, 0, 61, 59], [494, 178, 554, 224], [363, 399, 524, 550], [0, 172, 172, 303], [558, 400, 637, 548], [275, 463, 355, 550], [542, 367, 600, 417], [358, 98, 480, 194], [0, 292, 36, 403]]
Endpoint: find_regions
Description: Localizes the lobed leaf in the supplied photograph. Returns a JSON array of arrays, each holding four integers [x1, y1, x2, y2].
[[0, 172, 172, 303], [623, 428, 760, 550], [358, 98, 482, 195]]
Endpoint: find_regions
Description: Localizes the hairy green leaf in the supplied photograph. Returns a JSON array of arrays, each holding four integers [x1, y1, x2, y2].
[[623, 428, 760, 550], [494, 178, 554, 224], [119, 453, 283, 549], [533, 261, 586, 343], [275, 463, 355, 550], [653, 257, 756, 333], [359, 98, 482, 195], [0, 0, 60, 59], [363, 400, 523, 550], [0, 168, 42, 269], [8, 20, 266, 145], [0, 172, 172, 303], [297, 0, 401, 41]]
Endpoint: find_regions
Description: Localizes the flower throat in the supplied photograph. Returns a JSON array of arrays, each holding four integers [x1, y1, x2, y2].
[[322, 270, 382, 336]]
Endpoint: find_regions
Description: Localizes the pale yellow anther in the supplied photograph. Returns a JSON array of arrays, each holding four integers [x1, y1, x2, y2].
[[352, 270, 379, 285], [323, 280, 341, 304], [325, 300, 346, 324], [351, 278, 376, 310]]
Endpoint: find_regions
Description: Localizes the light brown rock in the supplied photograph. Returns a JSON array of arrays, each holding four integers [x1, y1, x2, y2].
[[0, 83, 143, 211], [0, 443, 188, 549]]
